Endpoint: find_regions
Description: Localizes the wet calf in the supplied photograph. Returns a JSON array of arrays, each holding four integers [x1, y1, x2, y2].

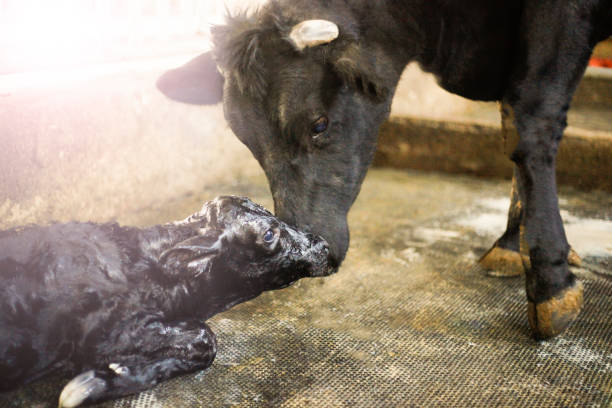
[[0, 196, 331, 407]]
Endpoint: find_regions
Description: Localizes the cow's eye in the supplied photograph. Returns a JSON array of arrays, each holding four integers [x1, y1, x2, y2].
[[311, 116, 329, 134], [263, 229, 276, 243]]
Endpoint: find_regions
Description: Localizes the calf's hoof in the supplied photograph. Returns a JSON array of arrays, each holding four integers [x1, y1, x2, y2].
[[478, 246, 527, 277], [527, 280, 584, 340], [59, 370, 107, 408]]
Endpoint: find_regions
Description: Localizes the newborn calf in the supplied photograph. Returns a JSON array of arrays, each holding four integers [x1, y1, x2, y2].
[[0, 196, 331, 407]]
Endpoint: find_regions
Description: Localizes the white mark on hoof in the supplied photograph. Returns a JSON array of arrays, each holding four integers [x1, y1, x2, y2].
[[59, 370, 107, 408], [109, 363, 130, 376]]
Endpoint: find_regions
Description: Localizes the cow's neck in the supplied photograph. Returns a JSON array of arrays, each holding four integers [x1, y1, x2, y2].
[[343, 0, 426, 68], [340, 0, 521, 101]]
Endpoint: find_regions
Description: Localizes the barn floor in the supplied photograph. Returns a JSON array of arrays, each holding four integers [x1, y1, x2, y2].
[[2, 168, 611, 408]]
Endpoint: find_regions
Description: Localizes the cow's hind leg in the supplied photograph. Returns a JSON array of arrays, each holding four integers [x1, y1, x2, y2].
[[503, 0, 601, 339], [58, 320, 216, 407], [478, 165, 529, 277], [479, 103, 581, 277]]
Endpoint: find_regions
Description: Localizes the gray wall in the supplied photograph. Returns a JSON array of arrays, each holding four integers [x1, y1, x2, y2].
[[0, 57, 264, 229]]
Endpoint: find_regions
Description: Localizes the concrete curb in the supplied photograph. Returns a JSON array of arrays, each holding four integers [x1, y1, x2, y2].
[[374, 116, 612, 193], [573, 67, 612, 109]]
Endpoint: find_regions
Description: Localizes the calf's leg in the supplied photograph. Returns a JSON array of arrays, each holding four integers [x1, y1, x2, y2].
[[479, 103, 580, 277], [58, 320, 216, 408], [0, 330, 42, 391]]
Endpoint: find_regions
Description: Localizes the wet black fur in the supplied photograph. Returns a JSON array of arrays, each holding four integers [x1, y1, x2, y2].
[[0, 196, 329, 405], [157, 1, 612, 309]]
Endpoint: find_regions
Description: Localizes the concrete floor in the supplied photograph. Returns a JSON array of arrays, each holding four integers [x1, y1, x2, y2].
[[2, 168, 611, 408]]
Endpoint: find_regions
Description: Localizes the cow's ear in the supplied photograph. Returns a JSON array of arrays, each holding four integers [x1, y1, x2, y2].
[[156, 51, 224, 105], [331, 43, 399, 101]]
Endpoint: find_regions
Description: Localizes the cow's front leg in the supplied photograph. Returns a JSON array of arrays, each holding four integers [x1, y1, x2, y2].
[[479, 103, 581, 277], [499, 0, 601, 339], [58, 319, 216, 408], [512, 124, 583, 339]]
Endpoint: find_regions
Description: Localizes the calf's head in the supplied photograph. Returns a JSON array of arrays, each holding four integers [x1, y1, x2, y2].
[[161, 196, 332, 299], [157, 5, 406, 268]]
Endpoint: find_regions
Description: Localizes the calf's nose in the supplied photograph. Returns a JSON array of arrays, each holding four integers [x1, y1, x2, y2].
[[305, 236, 337, 277]]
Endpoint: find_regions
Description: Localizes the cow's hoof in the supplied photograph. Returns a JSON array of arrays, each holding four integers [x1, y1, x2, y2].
[[480, 246, 581, 277], [59, 370, 107, 408], [527, 280, 584, 340], [478, 246, 527, 277], [567, 247, 582, 267]]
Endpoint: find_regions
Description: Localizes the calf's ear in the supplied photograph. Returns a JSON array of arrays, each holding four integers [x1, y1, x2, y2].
[[156, 51, 224, 105], [331, 43, 398, 101], [160, 231, 221, 277]]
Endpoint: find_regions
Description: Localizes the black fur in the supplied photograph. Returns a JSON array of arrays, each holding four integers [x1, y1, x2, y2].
[[157, 0, 612, 329], [0, 196, 330, 406]]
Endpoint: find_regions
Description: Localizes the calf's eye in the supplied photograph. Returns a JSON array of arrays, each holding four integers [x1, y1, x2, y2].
[[263, 229, 276, 243], [311, 116, 329, 134]]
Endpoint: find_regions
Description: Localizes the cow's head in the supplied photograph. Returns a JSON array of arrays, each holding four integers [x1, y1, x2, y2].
[[157, 5, 406, 269]]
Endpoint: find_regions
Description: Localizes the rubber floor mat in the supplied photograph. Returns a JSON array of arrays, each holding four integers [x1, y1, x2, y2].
[[2, 170, 611, 407]]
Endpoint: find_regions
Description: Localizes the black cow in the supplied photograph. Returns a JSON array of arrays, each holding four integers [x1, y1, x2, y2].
[[0, 196, 330, 406], [157, 0, 612, 339]]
